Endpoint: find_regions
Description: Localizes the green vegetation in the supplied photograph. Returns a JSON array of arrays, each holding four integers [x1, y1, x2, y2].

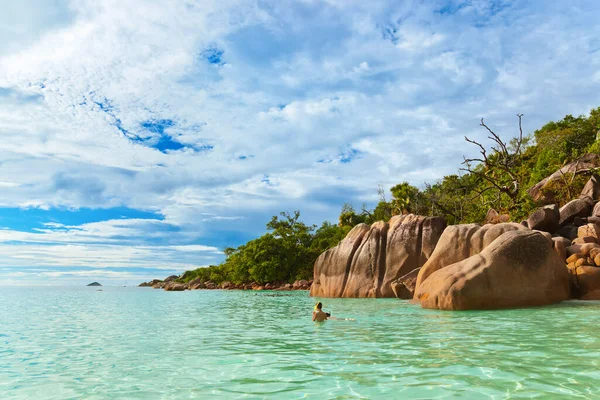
[[178, 107, 600, 285], [178, 212, 351, 285]]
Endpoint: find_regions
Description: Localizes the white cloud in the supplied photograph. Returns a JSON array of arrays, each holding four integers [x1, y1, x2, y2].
[[0, 0, 600, 283]]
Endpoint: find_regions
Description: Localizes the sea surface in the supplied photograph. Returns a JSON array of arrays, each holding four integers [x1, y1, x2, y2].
[[1, 287, 600, 399]]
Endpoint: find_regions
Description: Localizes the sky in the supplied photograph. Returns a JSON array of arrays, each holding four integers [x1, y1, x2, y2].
[[0, 0, 599, 286]]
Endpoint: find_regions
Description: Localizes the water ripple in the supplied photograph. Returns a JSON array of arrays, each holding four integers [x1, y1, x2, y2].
[[1, 287, 600, 398]]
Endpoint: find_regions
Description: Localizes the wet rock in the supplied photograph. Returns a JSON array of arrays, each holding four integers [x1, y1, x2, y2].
[[578, 224, 600, 240]]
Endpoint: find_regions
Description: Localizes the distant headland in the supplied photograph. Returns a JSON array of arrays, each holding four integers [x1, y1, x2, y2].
[[87, 282, 102, 286]]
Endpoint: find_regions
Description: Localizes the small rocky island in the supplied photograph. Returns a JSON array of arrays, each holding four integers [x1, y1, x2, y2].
[[87, 282, 102, 286]]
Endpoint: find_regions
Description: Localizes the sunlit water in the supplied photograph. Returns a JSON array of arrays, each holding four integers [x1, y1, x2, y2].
[[1, 287, 600, 399]]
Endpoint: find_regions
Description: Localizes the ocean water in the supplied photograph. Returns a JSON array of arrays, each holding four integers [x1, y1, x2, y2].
[[1, 287, 600, 399]]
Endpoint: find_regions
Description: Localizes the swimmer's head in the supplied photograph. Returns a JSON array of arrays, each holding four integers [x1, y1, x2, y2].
[[314, 302, 323, 311]]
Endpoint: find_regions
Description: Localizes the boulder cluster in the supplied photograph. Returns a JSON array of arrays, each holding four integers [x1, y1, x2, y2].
[[139, 275, 312, 292], [312, 176, 600, 310], [310, 214, 446, 298]]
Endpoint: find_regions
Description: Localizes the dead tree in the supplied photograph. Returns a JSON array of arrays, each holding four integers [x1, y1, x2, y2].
[[460, 114, 525, 210]]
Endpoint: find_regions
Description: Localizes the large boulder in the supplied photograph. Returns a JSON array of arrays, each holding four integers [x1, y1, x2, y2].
[[415, 222, 528, 289], [414, 230, 570, 310], [559, 197, 594, 226], [310, 223, 370, 298], [580, 175, 600, 202], [528, 153, 600, 203], [310, 215, 446, 298], [527, 204, 560, 233]]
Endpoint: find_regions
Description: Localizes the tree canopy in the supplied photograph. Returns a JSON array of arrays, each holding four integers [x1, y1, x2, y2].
[[178, 107, 600, 285]]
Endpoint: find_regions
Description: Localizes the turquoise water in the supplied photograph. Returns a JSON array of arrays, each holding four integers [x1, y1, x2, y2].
[[1, 287, 600, 399]]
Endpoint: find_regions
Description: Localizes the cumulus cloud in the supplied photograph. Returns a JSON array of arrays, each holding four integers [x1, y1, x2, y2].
[[0, 0, 599, 284]]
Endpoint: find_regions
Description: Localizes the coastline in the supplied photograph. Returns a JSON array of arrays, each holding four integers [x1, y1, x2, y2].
[[139, 277, 313, 292]]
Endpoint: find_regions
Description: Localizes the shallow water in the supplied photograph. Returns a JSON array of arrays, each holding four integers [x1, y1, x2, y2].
[[1, 287, 600, 399]]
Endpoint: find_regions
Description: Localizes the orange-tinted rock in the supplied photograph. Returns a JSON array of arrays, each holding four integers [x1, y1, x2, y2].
[[575, 265, 600, 295], [415, 222, 528, 289], [414, 230, 570, 310], [578, 223, 600, 240], [310, 223, 370, 298], [579, 243, 600, 256], [390, 267, 421, 300]]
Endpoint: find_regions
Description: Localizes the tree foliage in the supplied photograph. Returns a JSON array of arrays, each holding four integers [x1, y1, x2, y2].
[[178, 107, 600, 285], [178, 211, 349, 285]]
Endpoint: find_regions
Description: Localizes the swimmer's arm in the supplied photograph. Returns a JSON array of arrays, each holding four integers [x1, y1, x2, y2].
[[312, 311, 316, 321]]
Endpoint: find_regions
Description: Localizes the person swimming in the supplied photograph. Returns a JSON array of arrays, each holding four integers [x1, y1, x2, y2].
[[312, 302, 330, 322]]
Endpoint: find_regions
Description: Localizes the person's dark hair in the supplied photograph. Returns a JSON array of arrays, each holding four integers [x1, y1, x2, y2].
[[315, 302, 322, 310]]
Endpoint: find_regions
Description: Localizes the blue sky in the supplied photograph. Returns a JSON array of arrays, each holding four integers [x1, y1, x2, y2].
[[0, 0, 599, 285]]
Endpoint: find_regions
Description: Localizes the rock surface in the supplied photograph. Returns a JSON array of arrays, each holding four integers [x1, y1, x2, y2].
[[528, 153, 600, 203], [527, 204, 560, 233], [580, 175, 600, 202], [415, 222, 528, 289], [86, 282, 102, 286], [578, 223, 600, 240], [593, 202, 600, 217], [414, 230, 570, 310], [310, 214, 446, 298], [559, 197, 593, 226]]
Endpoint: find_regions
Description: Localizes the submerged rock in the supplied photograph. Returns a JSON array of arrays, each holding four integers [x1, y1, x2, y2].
[[414, 230, 570, 310], [310, 214, 446, 298]]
